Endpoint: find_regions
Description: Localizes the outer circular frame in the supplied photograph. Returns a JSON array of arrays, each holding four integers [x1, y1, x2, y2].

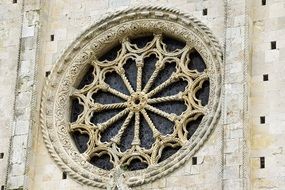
[[40, 6, 223, 188]]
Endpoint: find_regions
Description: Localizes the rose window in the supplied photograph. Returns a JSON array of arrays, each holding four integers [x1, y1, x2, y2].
[[41, 7, 222, 188], [70, 34, 209, 171]]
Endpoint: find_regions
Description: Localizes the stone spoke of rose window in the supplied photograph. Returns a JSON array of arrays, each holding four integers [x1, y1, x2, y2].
[[142, 60, 164, 93], [90, 102, 128, 112], [145, 104, 178, 122], [136, 57, 143, 92], [97, 108, 130, 131], [111, 111, 134, 145], [116, 66, 135, 94], [141, 109, 161, 138], [100, 82, 130, 100], [147, 92, 184, 104], [147, 73, 179, 98], [132, 112, 141, 146]]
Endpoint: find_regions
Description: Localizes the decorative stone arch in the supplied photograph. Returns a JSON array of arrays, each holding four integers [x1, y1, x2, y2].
[[40, 6, 223, 189]]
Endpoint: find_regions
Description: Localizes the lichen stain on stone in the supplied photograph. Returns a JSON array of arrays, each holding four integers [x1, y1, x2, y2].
[[251, 129, 274, 149], [252, 177, 277, 190], [17, 76, 32, 92]]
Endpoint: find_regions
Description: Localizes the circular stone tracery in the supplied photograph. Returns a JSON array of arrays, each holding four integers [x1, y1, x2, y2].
[[71, 34, 209, 171], [41, 7, 222, 188]]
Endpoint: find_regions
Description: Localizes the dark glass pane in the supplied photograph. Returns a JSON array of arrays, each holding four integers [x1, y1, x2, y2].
[[92, 90, 124, 104], [100, 115, 127, 143], [105, 71, 129, 95], [118, 117, 134, 152], [126, 159, 148, 171], [142, 54, 158, 88], [130, 36, 154, 48], [140, 113, 155, 149], [147, 111, 174, 135], [123, 58, 137, 90], [90, 154, 113, 170], [153, 79, 188, 98], [71, 131, 89, 153], [90, 109, 123, 125], [98, 44, 122, 62], [158, 146, 181, 162], [196, 80, 209, 106], [77, 65, 94, 89], [186, 115, 203, 140], [152, 101, 187, 116], [70, 98, 84, 122], [188, 50, 206, 72], [162, 36, 186, 52], [149, 62, 176, 91]]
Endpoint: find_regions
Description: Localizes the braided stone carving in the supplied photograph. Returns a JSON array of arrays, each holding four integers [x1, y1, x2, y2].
[[40, 6, 222, 188]]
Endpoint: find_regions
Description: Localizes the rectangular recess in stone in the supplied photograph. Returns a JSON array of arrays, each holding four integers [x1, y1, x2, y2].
[[203, 9, 208, 16], [262, 0, 266, 5], [271, 41, 276, 49], [45, 71, 51, 77], [192, 157, 197, 165], [260, 116, 265, 124], [1, 185, 4, 190], [0, 153, 3, 159], [12, 0, 17, 3], [62, 172, 67, 179], [263, 74, 268, 81], [260, 157, 265, 168], [50, 34, 54, 41]]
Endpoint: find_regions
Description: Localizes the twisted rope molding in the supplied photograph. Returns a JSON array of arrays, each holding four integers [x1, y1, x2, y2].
[[40, 6, 223, 188]]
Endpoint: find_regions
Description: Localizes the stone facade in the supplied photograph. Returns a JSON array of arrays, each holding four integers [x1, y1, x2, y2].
[[0, 0, 284, 189]]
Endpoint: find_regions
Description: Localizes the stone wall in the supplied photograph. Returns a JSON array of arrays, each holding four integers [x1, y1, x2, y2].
[[29, 1, 225, 189], [5, 0, 41, 188], [33, 1, 226, 190], [1, 0, 281, 189], [0, 0, 22, 189], [250, 0, 285, 189], [223, 0, 252, 189]]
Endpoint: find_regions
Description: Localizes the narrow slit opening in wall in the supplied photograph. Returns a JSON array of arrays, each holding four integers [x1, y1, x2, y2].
[[271, 41, 276, 49], [260, 157, 265, 168], [45, 71, 50, 77], [62, 172, 67, 179], [263, 74, 268, 81], [12, 0, 17, 3], [0, 153, 3, 159], [260, 116, 265, 124], [50, 34, 54, 41], [192, 157, 197, 165], [262, 0, 266, 6], [203, 8, 208, 16]]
